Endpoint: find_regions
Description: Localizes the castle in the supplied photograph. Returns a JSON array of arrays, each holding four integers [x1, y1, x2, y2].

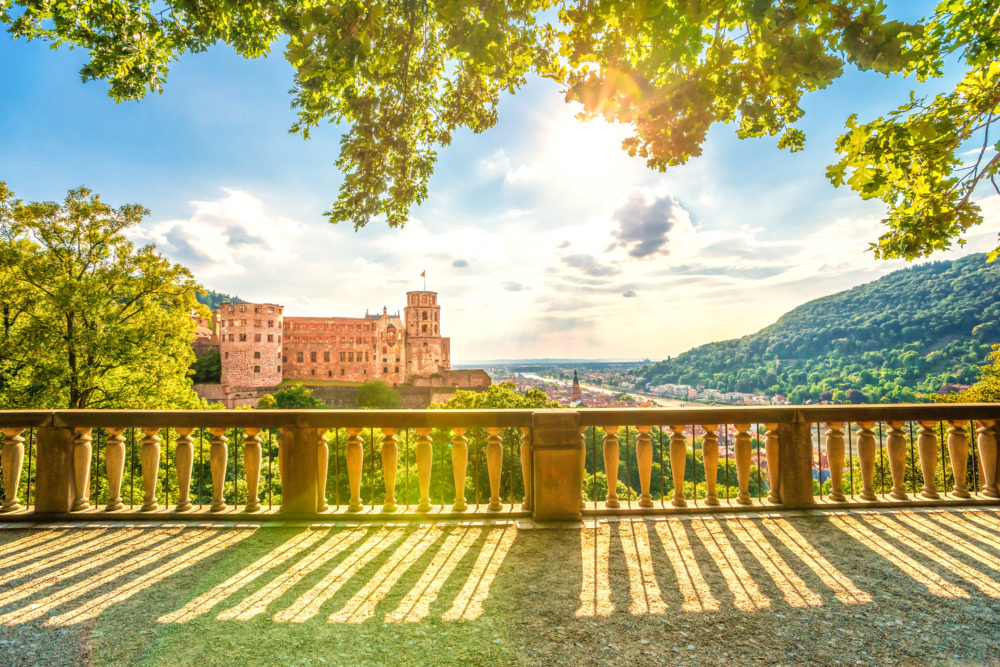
[[192, 290, 489, 407]]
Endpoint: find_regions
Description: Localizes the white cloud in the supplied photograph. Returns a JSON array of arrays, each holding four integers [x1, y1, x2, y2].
[[132, 189, 305, 278]]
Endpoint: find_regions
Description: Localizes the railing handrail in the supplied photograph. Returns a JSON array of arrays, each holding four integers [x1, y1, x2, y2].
[[578, 403, 1000, 426], [1, 403, 999, 430]]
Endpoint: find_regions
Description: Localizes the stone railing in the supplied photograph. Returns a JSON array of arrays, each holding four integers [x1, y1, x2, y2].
[[0, 405, 997, 521]]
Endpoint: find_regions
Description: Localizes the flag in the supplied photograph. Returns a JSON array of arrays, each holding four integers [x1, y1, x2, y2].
[[420, 271, 426, 277]]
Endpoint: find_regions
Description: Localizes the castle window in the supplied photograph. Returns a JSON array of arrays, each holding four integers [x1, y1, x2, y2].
[[434, 312, 438, 321], [228, 334, 234, 342], [254, 351, 261, 359], [363, 369, 367, 375], [240, 306, 246, 312], [277, 336, 281, 343], [254, 365, 260, 373], [340, 351, 346, 362], [349, 352, 354, 362], [421, 325, 427, 333], [365, 352, 369, 362], [328, 370, 332, 377], [311, 369, 315, 375], [254, 334, 261, 342], [277, 365, 281, 372], [341, 368, 345, 375], [239, 334, 247, 342], [382, 347, 387, 354], [267, 334, 274, 342], [434, 325, 438, 334], [241, 319, 246, 326], [254, 320, 261, 327], [224, 352, 229, 359], [268, 307, 274, 313], [395, 366, 399, 373], [308, 351, 315, 362], [296, 352, 303, 363], [282, 356, 287, 363], [422, 312, 427, 321], [383, 367, 388, 373]]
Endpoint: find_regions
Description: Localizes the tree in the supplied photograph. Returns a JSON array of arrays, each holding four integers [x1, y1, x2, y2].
[[5, 1, 993, 258], [356, 380, 402, 409], [191, 349, 222, 384], [0, 183, 202, 409], [257, 383, 327, 409], [937, 344, 1000, 402]]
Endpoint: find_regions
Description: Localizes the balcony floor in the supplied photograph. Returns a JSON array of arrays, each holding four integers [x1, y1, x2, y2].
[[0, 507, 998, 665]]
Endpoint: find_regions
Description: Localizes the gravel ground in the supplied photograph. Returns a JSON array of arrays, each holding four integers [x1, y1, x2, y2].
[[0, 507, 998, 666]]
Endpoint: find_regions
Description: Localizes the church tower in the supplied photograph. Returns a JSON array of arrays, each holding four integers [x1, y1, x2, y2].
[[404, 291, 450, 375], [571, 370, 583, 402]]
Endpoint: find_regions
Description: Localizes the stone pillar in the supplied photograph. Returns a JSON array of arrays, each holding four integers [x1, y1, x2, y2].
[[1, 428, 25, 512], [33, 427, 75, 514], [278, 427, 322, 514], [531, 411, 582, 522], [776, 419, 815, 509]]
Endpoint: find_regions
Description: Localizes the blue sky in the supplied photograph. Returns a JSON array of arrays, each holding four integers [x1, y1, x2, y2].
[[2, 2, 996, 361]]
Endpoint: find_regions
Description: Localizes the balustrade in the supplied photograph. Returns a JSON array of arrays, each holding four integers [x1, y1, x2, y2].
[[0, 406, 997, 521]]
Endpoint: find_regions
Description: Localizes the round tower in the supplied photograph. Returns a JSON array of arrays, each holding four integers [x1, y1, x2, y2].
[[218, 302, 284, 387], [404, 291, 441, 338]]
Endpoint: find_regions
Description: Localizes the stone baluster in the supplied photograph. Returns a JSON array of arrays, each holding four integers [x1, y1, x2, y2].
[[734, 424, 753, 505], [71, 428, 93, 511], [946, 420, 971, 499], [669, 425, 688, 507], [635, 426, 654, 508], [451, 428, 468, 511], [579, 427, 587, 509], [174, 428, 195, 512], [316, 431, 329, 512], [486, 427, 503, 511], [244, 428, 263, 512], [208, 428, 228, 512], [764, 423, 781, 504], [415, 428, 433, 512], [886, 421, 908, 500], [381, 428, 398, 512], [825, 422, 846, 502], [977, 420, 998, 498], [702, 425, 720, 506], [104, 428, 126, 511], [917, 420, 940, 499], [346, 428, 364, 512], [520, 428, 532, 511], [857, 422, 877, 501], [0, 428, 25, 512], [140, 427, 162, 511], [602, 426, 620, 508]]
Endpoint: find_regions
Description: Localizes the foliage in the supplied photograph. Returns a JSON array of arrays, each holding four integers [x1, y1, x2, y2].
[[634, 253, 1000, 403], [6, 1, 993, 258], [190, 349, 221, 384], [0, 183, 202, 409], [196, 289, 240, 310], [937, 343, 1000, 402], [356, 380, 402, 409], [257, 383, 327, 409], [828, 1, 1000, 260], [431, 381, 558, 409]]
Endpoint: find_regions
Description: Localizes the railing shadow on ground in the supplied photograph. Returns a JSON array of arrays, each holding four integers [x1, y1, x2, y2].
[[0, 509, 999, 663]]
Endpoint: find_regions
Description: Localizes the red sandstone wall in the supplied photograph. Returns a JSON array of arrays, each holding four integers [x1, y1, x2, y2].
[[219, 302, 284, 387]]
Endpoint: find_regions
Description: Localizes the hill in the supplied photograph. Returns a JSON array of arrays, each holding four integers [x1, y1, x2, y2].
[[634, 253, 1000, 403], [196, 289, 241, 310]]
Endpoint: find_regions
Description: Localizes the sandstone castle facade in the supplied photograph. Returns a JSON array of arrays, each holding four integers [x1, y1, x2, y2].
[[193, 290, 488, 407]]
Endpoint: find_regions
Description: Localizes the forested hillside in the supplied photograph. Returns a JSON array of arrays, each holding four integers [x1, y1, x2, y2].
[[196, 289, 240, 310], [636, 254, 1000, 403]]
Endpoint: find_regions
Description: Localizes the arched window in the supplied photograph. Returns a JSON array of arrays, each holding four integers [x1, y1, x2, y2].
[[421, 324, 427, 333]]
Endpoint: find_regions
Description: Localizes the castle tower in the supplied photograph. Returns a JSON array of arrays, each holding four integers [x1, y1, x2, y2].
[[404, 291, 450, 376], [218, 302, 284, 388], [571, 370, 582, 402]]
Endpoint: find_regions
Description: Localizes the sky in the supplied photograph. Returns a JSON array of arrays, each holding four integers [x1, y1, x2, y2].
[[1, 2, 997, 363]]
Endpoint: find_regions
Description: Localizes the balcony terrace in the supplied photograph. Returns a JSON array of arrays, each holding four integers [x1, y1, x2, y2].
[[0, 405, 999, 663]]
